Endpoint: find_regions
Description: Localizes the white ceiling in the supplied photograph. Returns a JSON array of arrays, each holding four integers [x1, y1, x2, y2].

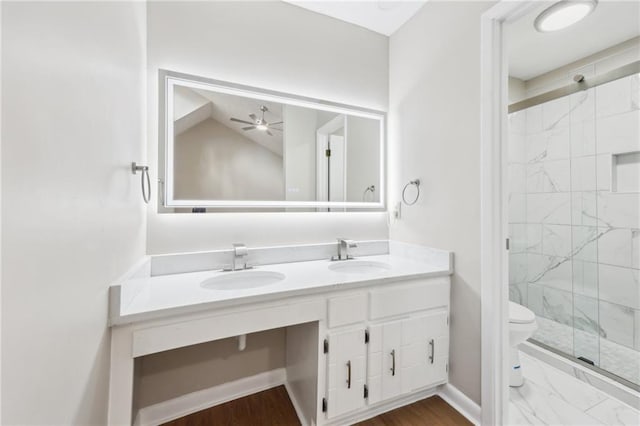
[[282, 0, 427, 36], [507, 0, 640, 81]]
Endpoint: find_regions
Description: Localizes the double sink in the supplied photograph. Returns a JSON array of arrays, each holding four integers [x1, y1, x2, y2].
[[200, 260, 392, 291]]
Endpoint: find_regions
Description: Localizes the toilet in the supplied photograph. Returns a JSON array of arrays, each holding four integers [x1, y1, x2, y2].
[[509, 301, 537, 387]]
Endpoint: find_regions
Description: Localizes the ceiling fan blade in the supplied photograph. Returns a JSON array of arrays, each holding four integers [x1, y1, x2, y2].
[[249, 113, 257, 121], [230, 118, 255, 125], [266, 130, 273, 136], [269, 127, 282, 132], [242, 126, 256, 131], [269, 121, 283, 126]]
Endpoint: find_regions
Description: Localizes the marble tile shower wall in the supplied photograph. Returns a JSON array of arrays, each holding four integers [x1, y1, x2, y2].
[[508, 72, 640, 384]]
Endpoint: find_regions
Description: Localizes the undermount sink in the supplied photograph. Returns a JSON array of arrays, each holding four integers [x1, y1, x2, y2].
[[328, 260, 392, 274], [200, 270, 285, 291]]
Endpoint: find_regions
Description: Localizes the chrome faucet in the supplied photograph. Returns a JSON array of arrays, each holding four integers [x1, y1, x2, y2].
[[224, 243, 251, 271], [332, 238, 357, 261]]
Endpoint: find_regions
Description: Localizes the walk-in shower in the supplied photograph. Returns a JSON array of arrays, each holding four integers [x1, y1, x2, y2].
[[507, 62, 640, 390]]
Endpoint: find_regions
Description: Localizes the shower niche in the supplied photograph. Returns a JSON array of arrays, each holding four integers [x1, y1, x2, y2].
[[611, 151, 640, 193]]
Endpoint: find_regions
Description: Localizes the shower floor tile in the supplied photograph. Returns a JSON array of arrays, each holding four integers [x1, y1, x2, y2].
[[508, 351, 640, 425], [533, 316, 640, 385]]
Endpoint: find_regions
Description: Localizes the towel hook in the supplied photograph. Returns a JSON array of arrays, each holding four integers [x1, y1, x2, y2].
[[131, 162, 151, 204], [402, 179, 420, 205]]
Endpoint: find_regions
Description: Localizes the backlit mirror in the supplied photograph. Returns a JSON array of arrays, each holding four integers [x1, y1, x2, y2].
[[159, 70, 385, 211]]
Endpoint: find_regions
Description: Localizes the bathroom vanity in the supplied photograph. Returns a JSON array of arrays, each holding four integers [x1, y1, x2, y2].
[[107, 240, 453, 425], [103, 61, 458, 426]]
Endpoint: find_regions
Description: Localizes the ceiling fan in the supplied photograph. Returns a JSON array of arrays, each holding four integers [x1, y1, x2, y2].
[[230, 105, 283, 136]]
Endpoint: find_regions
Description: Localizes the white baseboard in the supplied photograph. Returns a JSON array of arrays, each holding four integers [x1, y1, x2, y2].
[[135, 374, 479, 426], [327, 387, 438, 425], [134, 368, 286, 426], [438, 383, 481, 426]]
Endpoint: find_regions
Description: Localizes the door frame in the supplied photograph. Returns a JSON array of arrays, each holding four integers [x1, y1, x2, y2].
[[480, 1, 536, 424], [316, 114, 347, 203]]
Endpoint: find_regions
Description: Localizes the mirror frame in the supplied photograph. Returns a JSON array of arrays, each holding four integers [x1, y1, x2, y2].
[[158, 69, 386, 211]]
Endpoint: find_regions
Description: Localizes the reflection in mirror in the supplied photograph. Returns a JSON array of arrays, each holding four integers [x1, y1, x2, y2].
[[161, 71, 385, 211], [173, 87, 285, 201]]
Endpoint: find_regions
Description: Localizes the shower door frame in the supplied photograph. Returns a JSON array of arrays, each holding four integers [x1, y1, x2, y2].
[[482, 1, 640, 423], [479, 1, 541, 425]]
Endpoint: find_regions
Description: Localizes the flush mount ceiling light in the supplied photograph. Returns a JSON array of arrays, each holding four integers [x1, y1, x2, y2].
[[534, 0, 598, 32]]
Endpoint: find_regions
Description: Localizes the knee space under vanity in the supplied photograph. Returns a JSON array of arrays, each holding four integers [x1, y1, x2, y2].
[[132, 323, 320, 425]]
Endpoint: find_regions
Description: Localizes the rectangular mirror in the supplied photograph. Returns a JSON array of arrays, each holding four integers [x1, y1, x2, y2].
[[159, 70, 385, 211]]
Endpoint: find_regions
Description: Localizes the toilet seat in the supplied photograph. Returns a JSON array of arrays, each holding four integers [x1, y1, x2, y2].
[[509, 301, 535, 324]]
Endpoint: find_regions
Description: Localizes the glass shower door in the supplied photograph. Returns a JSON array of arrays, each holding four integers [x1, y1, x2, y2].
[[507, 69, 640, 388]]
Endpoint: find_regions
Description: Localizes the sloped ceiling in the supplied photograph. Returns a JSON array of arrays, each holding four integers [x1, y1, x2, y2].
[[282, 0, 428, 36], [174, 87, 284, 156]]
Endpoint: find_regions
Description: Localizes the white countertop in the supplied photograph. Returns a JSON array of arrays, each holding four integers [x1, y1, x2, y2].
[[109, 242, 453, 326]]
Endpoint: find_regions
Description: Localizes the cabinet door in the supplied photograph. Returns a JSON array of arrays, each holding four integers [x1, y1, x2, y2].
[[326, 328, 366, 419], [402, 311, 449, 392], [366, 320, 404, 404]]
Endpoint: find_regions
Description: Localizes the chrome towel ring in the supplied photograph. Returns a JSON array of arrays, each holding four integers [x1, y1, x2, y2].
[[131, 162, 151, 204], [402, 179, 420, 205]]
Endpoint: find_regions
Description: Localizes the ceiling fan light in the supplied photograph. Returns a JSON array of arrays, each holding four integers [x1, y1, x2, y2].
[[256, 124, 268, 131], [534, 0, 597, 33]]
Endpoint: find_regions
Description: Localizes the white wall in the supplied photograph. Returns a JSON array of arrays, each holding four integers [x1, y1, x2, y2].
[[509, 77, 526, 104], [388, 1, 494, 405], [1, 2, 146, 424], [137, 328, 286, 408], [346, 116, 380, 202], [174, 119, 284, 201], [146, 1, 389, 254]]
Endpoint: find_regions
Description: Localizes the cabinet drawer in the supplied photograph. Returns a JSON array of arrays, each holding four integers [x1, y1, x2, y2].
[[328, 292, 367, 328], [369, 277, 449, 320]]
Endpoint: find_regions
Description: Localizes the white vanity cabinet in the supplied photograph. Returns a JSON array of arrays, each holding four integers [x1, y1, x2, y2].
[[108, 249, 453, 426], [325, 327, 367, 419], [366, 312, 449, 405], [321, 277, 450, 424], [366, 319, 404, 403], [403, 311, 449, 391]]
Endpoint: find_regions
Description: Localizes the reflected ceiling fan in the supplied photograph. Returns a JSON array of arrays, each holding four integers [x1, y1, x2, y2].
[[230, 105, 283, 136]]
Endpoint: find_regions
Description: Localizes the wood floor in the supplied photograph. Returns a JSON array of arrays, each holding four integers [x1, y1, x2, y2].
[[354, 396, 472, 426], [161, 386, 299, 426], [161, 386, 472, 426]]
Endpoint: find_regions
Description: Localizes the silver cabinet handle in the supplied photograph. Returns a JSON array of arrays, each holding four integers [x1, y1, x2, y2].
[[390, 349, 396, 376], [429, 339, 435, 364], [346, 360, 352, 389]]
